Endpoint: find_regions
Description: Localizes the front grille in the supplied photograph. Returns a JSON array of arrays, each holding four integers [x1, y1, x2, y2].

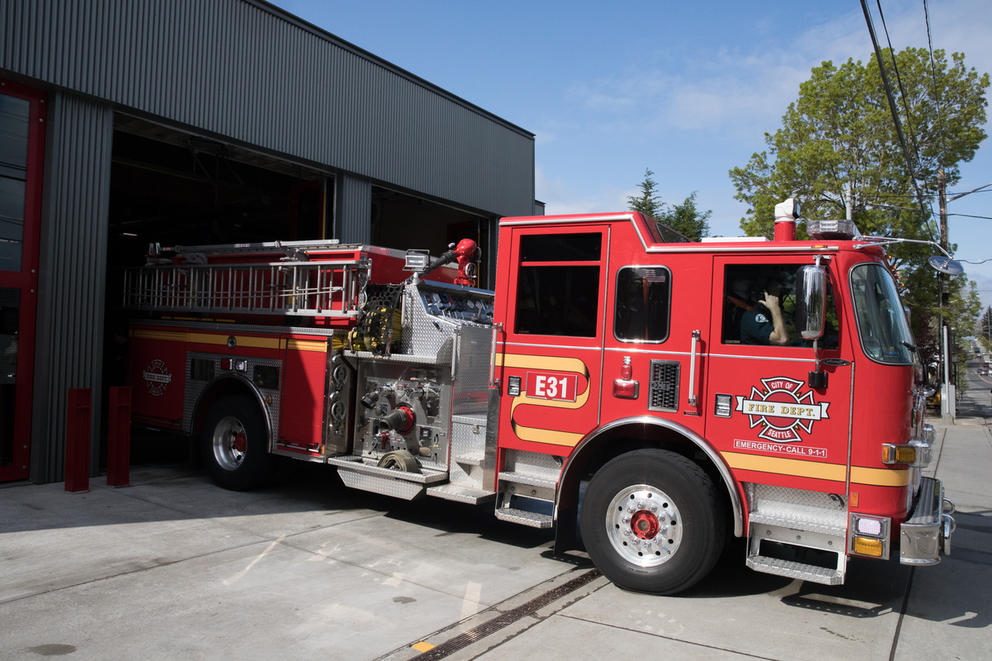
[[648, 360, 679, 411]]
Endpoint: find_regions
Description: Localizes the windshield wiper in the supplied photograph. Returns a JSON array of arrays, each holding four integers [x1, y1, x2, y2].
[[902, 341, 917, 353]]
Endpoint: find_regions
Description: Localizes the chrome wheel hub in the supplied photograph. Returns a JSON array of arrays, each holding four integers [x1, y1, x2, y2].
[[605, 484, 683, 567], [212, 416, 247, 471]]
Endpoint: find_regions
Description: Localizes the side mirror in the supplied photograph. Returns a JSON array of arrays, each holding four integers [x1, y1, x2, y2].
[[928, 255, 964, 275], [795, 265, 826, 341]]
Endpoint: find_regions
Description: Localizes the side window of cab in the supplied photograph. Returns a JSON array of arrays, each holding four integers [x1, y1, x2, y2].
[[514, 233, 601, 337], [722, 263, 838, 349], [614, 267, 671, 343]]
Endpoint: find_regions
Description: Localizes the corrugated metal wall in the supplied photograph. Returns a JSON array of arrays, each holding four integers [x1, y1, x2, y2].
[[30, 92, 113, 482], [1, 0, 535, 217], [335, 174, 372, 244]]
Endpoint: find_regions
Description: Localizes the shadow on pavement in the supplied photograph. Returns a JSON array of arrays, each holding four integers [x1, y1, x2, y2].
[[2, 433, 553, 551]]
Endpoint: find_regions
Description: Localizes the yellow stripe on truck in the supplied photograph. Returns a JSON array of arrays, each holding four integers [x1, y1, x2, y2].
[[723, 451, 910, 487], [131, 328, 330, 352], [722, 451, 847, 482]]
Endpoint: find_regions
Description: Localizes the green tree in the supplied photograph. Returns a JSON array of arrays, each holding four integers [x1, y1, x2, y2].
[[947, 281, 982, 392], [980, 306, 992, 350], [627, 168, 663, 218], [730, 48, 988, 239], [729, 47, 989, 365], [659, 192, 711, 242], [627, 170, 712, 241]]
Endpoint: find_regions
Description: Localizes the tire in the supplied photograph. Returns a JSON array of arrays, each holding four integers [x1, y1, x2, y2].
[[580, 449, 726, 594], [201, 395, 272, 491]]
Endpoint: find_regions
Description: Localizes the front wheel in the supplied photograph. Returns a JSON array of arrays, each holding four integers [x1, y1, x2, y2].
[[202, 395, 272, 491], [580, 449, 726, 594]]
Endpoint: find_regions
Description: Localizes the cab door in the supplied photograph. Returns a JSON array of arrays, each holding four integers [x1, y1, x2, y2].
[[703, 255, 853, 495], [598, 253, 713, 438], [495, 225, 609, 458]]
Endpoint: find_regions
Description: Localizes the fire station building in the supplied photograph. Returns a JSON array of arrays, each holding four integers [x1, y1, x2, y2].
[[0, 0, 537, 483]]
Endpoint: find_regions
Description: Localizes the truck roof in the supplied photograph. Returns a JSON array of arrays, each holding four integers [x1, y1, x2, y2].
[[499, 212, 879, 256]]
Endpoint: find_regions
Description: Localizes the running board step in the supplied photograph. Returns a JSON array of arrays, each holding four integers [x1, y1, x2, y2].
[[746, 555, 844, 586], [426, 484, 495, 505], [498, 471, 557, 490], [748, 512, 846, 538], [494, 507, 553, 529]]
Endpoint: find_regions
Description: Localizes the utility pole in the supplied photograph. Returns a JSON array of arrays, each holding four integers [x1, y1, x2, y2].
[[938, 168, 948, 251], [937, 168, 954, 419]]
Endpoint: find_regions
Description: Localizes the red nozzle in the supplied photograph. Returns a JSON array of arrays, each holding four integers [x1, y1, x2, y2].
[[453, 238, 479, 286]]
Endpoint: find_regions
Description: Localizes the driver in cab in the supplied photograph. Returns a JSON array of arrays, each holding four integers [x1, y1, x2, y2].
[[738, 279, 789, 346]]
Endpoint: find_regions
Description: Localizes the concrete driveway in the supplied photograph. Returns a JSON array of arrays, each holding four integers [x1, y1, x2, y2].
[[2, 377, 990, 660]]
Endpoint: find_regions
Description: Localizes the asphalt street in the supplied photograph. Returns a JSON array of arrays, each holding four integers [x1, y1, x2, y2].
[[1, 364, 990, 660]]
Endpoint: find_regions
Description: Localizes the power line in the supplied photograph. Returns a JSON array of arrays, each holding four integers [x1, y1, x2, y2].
[[949, 182, 992, 202], [948, 189, 992, 196], [860, 0, 936, 242], [876, 1, 923, 169], [947, 213, 992, 221]]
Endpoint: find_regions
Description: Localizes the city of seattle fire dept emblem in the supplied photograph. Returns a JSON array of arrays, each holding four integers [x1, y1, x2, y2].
[[735, 377, 829, 442], [142, 359, 173, 397]]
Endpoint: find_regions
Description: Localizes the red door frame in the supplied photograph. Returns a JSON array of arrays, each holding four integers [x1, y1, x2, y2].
[[0, 79, 46, 481]]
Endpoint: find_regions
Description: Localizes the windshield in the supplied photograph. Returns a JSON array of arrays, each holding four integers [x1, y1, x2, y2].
[[850, 263, 915, 365]]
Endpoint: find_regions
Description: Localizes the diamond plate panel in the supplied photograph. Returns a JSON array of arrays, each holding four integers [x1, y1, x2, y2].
[[746, 482, 848, 531]]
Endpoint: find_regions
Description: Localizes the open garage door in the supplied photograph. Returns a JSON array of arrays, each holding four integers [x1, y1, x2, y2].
[[371, 187, 493, 288], [103, 117, 334, 449], [110, 116, 331, 248]]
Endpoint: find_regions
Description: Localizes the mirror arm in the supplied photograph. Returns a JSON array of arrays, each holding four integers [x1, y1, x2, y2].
[[855, 236, 952, 258]]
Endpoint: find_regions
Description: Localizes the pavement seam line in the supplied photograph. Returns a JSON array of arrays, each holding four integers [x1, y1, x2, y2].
[[887, 565, 916, 661], [273, 535, 507, 605], [555, 612, 782, 661], [0, 512, 385, 606], [0, 535, 283, 606]]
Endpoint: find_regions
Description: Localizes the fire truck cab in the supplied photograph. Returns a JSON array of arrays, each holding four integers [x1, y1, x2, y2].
[[125, 200, 954, 594]]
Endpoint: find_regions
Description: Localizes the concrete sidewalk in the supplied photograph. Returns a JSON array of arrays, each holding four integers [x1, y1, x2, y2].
[[885, 412, 992, 660], [1, 412, 990, 660]]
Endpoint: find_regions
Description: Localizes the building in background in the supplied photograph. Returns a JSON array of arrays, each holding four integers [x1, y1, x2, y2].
[[0, 0, 537, 483]]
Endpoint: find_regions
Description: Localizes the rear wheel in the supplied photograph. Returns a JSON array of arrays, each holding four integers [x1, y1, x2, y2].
[[580, 449, 725, 594], [202, 395, 272, 491]]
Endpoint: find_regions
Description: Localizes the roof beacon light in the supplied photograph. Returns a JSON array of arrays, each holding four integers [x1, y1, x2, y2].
[[808, 218, 856, 241], [774, 198, 800, 242]]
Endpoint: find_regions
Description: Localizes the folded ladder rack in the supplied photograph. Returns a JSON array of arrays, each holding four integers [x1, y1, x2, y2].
[[123, 239, 373, 319]]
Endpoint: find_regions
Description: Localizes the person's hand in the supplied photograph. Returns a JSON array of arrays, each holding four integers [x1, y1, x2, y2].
[[761, 291, 780, 310]]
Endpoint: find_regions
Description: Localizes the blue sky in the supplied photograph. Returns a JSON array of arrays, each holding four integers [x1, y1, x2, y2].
[[271, 0, 992, 312]]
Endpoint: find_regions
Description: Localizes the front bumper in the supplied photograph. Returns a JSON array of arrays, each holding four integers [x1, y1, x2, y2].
[[900, 476, 956, 565]]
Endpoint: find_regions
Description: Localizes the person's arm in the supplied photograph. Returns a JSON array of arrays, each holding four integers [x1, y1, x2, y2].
[[760, 292, 789, 345]]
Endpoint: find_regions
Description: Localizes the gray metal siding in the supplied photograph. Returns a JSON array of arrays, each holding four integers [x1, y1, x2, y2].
[[30, 92, 112, 482], [2, 0, 535, 217], [335, 174, 371, 244]]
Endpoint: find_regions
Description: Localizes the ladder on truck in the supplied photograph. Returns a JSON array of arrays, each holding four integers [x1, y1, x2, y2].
[[122, 239, 370, 319]]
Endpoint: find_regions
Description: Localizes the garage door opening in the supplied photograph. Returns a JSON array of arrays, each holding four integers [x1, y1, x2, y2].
[[371, 187, 493, 288], [104, 116, 333, 461]]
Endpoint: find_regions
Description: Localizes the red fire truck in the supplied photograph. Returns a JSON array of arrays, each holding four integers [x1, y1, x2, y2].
[[125, 199, 955, 594]]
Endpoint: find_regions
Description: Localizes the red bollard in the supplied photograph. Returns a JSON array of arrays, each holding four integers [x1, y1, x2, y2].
[[107, 386, 132, 487], [65, 388, 91, 492]]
